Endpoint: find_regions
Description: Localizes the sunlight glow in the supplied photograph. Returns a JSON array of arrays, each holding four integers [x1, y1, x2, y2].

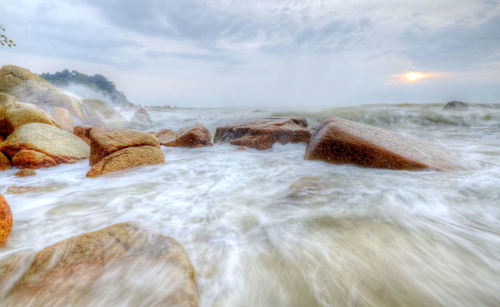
[[394, 71, 442, 83]]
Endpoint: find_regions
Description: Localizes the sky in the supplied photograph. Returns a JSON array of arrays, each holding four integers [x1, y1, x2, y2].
[[1, 0, 499, 108]]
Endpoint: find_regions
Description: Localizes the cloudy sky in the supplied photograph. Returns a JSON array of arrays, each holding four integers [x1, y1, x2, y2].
[[1, 0, 499, 108]]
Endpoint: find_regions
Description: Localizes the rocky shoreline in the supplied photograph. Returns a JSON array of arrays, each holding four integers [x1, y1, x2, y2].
[[0, 64, 466, 305]]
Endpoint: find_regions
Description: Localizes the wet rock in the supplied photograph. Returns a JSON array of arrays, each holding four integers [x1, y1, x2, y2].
[[51, 107, 74, 131], [1, 123, 90, 168], [305, 116, 462, 171], [6, 185, 61, 194], [4, 102, 61, 134], [13, 169, 36, 177], [87, 145, 165, 177], [443, 101, 469, 110], [73, 125, 93, 145], [289, 177, 327, 191], [214, 118, 312, 150], [1, 223, 199, 306], [82, 99, 127, 128], [0, 194, 13, 247], [82, 117, 106, 127], [0, 65, 86, 120], [126, 107, 152, 130], [236, 146, 248, 151], [156, 129, 177, 146], [160, 124, 213, 148], [0, 152, 11, 171], [11, 149, 58, 169], [88, 127, 160, 165]]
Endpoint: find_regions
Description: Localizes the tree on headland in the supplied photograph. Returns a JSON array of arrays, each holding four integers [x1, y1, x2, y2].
[[0, 25, 16, 48]]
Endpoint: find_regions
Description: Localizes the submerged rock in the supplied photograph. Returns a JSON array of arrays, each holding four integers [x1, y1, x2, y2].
[[87, 127, 164, 177], [126, 107, 152, 130], [13, 169, 36, 177], [305, 117, 462, 171], [1, 223, 199, 306], [0, 194, 13, 247], [82, 99, 127, 128], [289, 177, 328, 191], [214, 118, 312, 150], [0, 152, 11, 171], [158, 124, 213, 148], [1, 123, 90, 168], [443, 101, 469, 110]]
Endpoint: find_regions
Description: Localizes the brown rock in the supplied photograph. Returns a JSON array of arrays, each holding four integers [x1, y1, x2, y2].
[[0, 93, 17, 137], [156, 128, 177, 146], [5, 102, 61, 134], [73, 125, 93, 145], [88, 127, 159, 166], [305, 117, 463, 171], [126, 107, 152, 130], [0, 152, 11, 171], [1, 223, 198, 306], [0, 65, 51, 94], [6, 185, 62, 194], [164, 124, 213, 148], [12, 149, 58, 169], [0, 194, 13, 247], [214, 118, 311, 150], [51, 107, 74, 131], [87, 145, 164, 177], [236, 146, 247, 151], [1, 123, 90, 167], [13, 169, 36, 177]]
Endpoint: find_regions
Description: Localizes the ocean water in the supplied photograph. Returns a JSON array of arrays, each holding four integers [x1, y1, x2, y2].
[[1, 103, 500, 306]]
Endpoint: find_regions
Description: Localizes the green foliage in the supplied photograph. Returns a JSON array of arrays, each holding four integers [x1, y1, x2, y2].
[[40, 69, 128, 105], [1, 25, 16, 48]]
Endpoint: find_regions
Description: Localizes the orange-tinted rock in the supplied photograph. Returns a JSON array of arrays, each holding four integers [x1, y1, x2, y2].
[[305, 117, 463, 171], [12, 149, 58, 169], [0, 152, 11, 171], [236, 146, 247, 151], [88, 127, 159, 166], [162, 124, 213, 148], [0, 194, 13, 247], [156, 128, 177, 146], [1, 223, 198, 306], [5, 102, 61, 134], [6, 185, 61, 194], [51, 107, 74, 131], [86, 145, 164, 177], [13, 169, 36, 177], [214, 118, 311, 150], [73, 125, 93, 145]]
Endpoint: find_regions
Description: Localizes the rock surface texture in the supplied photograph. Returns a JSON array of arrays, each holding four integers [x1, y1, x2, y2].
[[87, 127, 164, 177], [214, 118, 311, 150], [1, 123, 90, 168], [443, 101, 469, 110], [305, 117, 462, 171], [127, 107, 152, 130], [159, 124, 213, 148], [0, 223, 199, 306], [0, 152, 11, 170], [82, 99, 127, 128], [0, 194, 13, 247]]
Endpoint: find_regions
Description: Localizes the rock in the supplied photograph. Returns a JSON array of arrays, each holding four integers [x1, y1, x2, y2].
[[1, 223, 199, 306], [87, 145, 165, 177], [6, 185, 61, 194], [289, 177, 327, 191], [0, 152, 11, 171], [161, 124, 213, 148], [88, 127, 159, 165], [11, 149, 58, 169], [156, 129, 177, 146], [443, 101, 469, 110], [126, 107, 152, 130], [236, 146, 247, 151], [73, 125, 93, 145], [13, 169, 36, 177], [0, 93, 17, 137], [305, 117, 462, 171], [82, 117, 106, 127], [0, 65, 86, 120], [82, 99, 127, 128], [51, 107, 74, 131], [1, 123, 90, 168], [4, 102, 61, 134], [0, 194, 13, 247], [214, 118, 312, 150]]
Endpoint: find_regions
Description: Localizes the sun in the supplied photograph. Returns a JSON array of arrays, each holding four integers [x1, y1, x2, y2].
[[393, 71, 442, 84], [405, 72, 426, 82]]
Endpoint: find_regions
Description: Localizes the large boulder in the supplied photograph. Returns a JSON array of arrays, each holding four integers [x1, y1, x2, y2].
[[51, 107, 74, 131], [158, 124, 213, 148], [126, 107, 152, 130], [214, 118, 312, 150], [87, 127, 164, 177], [0, 194, 13, 247], [0, 152, 11, 171], [0, 65, 86, 120], [11, 149, 58, 169], [4, 102, 61, 134], [1, 123, 90, 168], [82, 99, 127, 128], [305, 117, 462, 171], [0, 93, 17, 136], [0, 223, 199, 306], [443, 100, 469, 110]]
